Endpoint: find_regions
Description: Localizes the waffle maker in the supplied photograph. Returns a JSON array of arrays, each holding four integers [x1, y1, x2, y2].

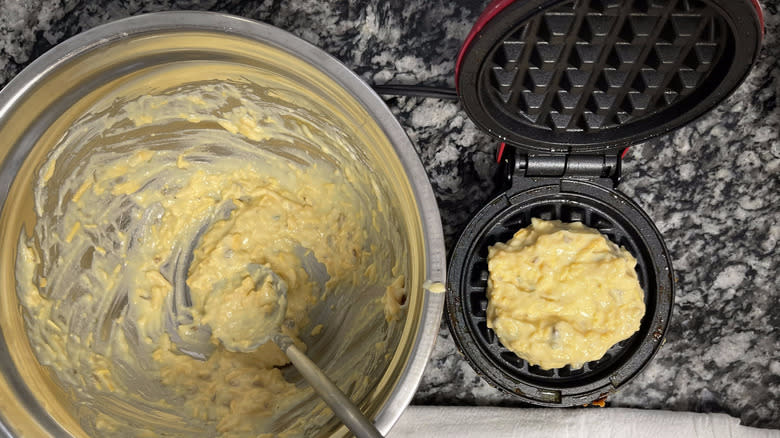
[[445, 0, 764, 406]]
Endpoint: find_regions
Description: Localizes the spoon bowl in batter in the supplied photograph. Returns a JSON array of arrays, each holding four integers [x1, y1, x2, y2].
[[171, 250, 382, 438]]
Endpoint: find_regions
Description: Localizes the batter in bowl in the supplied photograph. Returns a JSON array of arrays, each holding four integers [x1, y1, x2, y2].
[[486, 218, 645, 370], [15, 76, 409, 437]]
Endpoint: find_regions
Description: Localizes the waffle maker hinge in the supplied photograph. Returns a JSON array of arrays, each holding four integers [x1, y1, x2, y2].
[[500, 147, 623, 192]]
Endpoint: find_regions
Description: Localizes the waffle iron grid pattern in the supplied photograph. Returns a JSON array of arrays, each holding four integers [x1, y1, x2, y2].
[[464, 200, 654, 384], [486, 0, 727, 132]]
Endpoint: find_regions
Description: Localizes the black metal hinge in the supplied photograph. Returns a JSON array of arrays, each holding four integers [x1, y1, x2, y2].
[[499, 148, 623, 192]]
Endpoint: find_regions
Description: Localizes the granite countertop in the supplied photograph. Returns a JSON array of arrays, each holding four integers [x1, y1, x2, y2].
[[1, 0, 778, 432]]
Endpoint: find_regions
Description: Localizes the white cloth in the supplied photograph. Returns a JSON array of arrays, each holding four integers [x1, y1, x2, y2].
[[386, 406, 779, 438]]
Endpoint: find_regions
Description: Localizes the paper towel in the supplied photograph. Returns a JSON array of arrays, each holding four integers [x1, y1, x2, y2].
[[386, 406, 779, 437]]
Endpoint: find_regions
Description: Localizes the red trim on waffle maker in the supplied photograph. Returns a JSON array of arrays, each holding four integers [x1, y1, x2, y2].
[[750, 0, 765, 37], [497, 142, 506, 162]]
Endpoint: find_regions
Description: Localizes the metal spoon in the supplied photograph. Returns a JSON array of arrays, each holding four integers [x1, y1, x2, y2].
[[163, 212, 382, 438], [219, 264, 382, 438]]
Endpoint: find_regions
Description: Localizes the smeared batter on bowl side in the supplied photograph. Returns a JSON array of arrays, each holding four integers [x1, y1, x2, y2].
[[16, 79, 408, 437]]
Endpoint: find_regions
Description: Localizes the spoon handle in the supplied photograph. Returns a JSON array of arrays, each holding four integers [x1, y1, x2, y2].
[[284, 343, 384, 438]]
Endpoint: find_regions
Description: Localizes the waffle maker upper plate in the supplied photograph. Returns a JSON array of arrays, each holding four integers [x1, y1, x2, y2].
[[446, 0, 763, 406]]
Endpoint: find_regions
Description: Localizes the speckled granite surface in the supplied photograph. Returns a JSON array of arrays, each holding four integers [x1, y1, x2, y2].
[[1, 0, 778, 431]]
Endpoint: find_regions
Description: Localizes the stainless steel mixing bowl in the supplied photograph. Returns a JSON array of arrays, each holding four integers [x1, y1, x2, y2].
[[0, 11, 445, 437]]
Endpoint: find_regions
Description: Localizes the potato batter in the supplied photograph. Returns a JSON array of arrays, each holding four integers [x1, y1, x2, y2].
[[16, 78, 408, 437], [486, 218, 645, 370]]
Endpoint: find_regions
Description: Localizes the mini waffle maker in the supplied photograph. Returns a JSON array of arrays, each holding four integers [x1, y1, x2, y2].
[[446, 0, 763, 406]]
